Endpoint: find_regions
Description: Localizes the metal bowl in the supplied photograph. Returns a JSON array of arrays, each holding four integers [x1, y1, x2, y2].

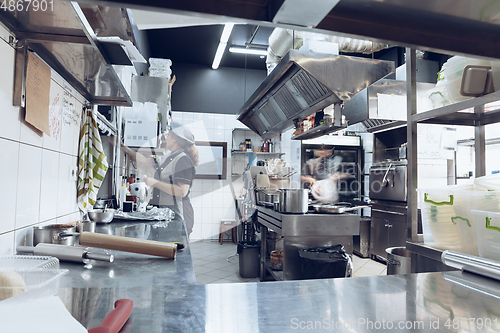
[[88, 209, 115, 223]]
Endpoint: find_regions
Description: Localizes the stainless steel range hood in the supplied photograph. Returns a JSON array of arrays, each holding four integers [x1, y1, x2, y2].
[[237, 49, 394, 139]]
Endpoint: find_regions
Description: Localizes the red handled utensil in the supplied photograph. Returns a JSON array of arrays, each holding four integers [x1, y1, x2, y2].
[[88, 299, 133, 333]]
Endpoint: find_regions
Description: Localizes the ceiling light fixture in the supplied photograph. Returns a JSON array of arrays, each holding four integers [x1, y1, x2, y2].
[[212, 23, 234, 70], [229, 46, 268, 56]]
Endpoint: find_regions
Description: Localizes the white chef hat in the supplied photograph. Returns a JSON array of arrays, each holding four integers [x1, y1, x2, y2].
[[169, 121, 195, 148]]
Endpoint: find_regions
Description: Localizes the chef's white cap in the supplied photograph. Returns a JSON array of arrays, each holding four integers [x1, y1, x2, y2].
[[169, 122, 195, 148]]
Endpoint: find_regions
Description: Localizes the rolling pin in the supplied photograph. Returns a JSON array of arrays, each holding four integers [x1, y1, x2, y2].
[[79, 232, 177, 259], [17, 243, 114, 264]]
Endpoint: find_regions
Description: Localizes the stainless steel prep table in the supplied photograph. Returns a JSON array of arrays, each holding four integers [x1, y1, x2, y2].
[[56, 216, 500, 332], [58, 218, 196, 288], [256, 205, 359, 281], [61, 271, 500, 332]]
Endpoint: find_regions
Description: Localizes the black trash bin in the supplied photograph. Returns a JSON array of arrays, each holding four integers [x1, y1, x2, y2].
[[298, 245, 352, 279], [237, 241, 260, 278]]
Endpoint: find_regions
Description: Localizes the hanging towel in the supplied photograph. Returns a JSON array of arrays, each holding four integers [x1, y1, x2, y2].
[[77, 107, 109, 213]]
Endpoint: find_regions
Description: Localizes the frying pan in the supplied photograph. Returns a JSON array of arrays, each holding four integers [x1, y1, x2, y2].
[[312, 204, 369, 214]]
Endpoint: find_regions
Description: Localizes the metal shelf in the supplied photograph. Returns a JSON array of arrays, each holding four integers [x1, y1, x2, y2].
[[264, 259, 284, 281], [367, 121, 407, 133], [231, 150, 284, 155], [291, 123, 346, 140], [411, 90, 500, 126], [0, 2, 134, 106]]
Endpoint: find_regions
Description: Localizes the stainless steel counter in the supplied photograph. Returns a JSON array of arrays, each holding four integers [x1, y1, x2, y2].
[[55, 216, 500, 332], [61, 271, 500, 332], [59, 218, 196, 288]]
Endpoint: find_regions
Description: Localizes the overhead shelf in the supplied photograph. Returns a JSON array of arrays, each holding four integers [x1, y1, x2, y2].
[[0, 2, 136, 106], [231, 150, 284, 155], [411, 90, 500, 126], [291, 123, 346, 140]]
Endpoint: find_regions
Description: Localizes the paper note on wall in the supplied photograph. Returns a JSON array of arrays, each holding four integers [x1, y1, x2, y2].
[[25, 52, 51, 135]]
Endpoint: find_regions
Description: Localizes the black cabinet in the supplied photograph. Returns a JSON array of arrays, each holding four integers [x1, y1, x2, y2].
[[369, 202, 407, 261]]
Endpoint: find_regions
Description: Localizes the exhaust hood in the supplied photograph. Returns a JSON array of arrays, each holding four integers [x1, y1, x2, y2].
[[237, 49, 394, 139]]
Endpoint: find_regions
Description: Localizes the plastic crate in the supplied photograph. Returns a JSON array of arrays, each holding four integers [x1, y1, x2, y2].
[[0, 255, 59, 270], [472, 209, 500, 261], [417, 184, 478, 255], [0, 256, 66, 302], [0, 268, 68, 302]]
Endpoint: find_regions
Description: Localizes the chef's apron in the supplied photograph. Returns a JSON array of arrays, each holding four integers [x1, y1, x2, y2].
[[150, 150, 187, 222]]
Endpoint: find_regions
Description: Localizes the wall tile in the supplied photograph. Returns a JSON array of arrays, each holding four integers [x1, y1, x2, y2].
[[19, 120, 44, 147], [200, 207, 213, 223], [14, 225, 35, 249], [213, 130, 224, 143], [212, 191, 225, 208], [201, 193, 213, 208], [190, 224, 202, 240], [0, 40, 21, 142], [213, 207, 225, 221], [182, 112, 194, 124], [16, 144, 42, 229], [224, 129, 233, 145], [206, 128, 216, 141], [39, 149, 60, 222], [224, 115, 236, 130], [201, 179, 213, 193], [0, 232, 14, 255], [202, 224, 216, 240], [203, 113, 215, 130], [57, 153, 76, 217], [214, 114, 224, 130], [211, 223, 222, 240], [0, 139, 19, 234], [56, 214, 74, 224], [171, 111, 183, 123]]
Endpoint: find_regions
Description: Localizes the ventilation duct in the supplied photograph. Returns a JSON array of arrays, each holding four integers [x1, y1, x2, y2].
[[266, 28, 391, 73], [237, 49, 395, 139]]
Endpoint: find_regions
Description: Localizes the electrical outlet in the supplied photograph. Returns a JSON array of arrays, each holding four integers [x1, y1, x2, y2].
[[69, 166, 78, 181]]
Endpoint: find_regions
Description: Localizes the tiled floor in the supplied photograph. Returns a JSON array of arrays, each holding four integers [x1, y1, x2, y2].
[[189, 240, 386, 284]]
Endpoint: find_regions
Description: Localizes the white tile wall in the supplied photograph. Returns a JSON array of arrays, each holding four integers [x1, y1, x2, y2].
[[15, 144, 42, 229], [0, 232, 14, 255], [0, 138, 19, 234], [0, 39, 21, 142], [39, 149, 60, 222], [0, 28, 84, 254]]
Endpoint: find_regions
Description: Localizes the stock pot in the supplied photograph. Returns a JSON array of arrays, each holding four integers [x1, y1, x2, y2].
[[278, 189, 308, 213]]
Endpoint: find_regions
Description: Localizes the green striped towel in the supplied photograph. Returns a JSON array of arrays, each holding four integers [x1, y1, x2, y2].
[[77, 108, 109, 213]]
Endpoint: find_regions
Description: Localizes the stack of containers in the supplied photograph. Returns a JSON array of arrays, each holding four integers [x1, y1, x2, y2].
[[426, 56, 491, 108], [418, 184, 478, 255], [418, 175, 500, 260], [0, 256, 67, 302], [472, 174, 500, 261], [148, 57, 172, 78]]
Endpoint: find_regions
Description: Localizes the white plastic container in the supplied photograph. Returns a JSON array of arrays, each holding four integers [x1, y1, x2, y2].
[[0, 256, 67, 302], [472, 208, 500, 261], [474, 174, 500, 191], [417, 184, 478, 255], [0, 256, 59, 270]]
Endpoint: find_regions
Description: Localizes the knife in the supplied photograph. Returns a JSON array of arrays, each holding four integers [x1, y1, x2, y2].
[[88, 299, 133, 333]]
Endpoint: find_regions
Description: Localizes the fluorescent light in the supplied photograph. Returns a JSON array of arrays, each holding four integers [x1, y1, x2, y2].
[[229, 46, 268, 56], [212, 23, 234, 70], [212, 42, 227, 69], [220, 23, 234, 43]]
